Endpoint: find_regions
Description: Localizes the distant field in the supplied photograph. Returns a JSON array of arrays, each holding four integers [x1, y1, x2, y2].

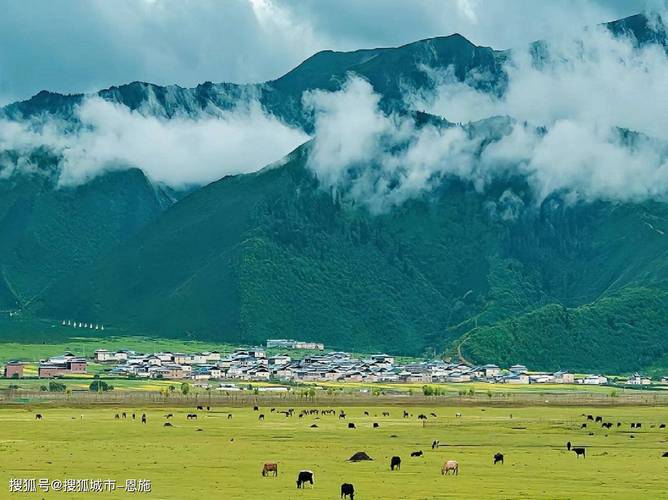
[[0, 404, 666, 499]]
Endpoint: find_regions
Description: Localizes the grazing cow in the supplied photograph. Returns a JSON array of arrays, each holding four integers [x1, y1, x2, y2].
[[382, 412, 390, 417], [339, 412, 346, 420], [310, 424, 318, 428], [253, 406, 259, 411], [122, 412, 127, 419], [660, 424, 666, 429], [631, 423, 636, 428], [432, 440, 440, 449], [262, 463, 278, 477], [567, 441, 571, 451], [390, 456, 401, 470], [431, 413, 437, 418], [197, 406, 204, 411], [636, 423, 642, 429], [418, 414, 427, 420], [595, 416, 603, 423], [403, 411, 409, 418], [411, 451, 423, 457], [296, 470, 314, 489], [581, 423, 587, 429], [493, 453, 504, 465], [586, 415, 593, 420], [165, 414, 173, 419], [163, 422, 173, 427], [442, 460, 459, 475], [141, 414, 147, 424], [227, 414, 233, 419], [455, 412, 462, 418], [115, 414, 120, 419], [364, 411, 369, 416], [573, 447, 586, 458], [187, 414, 198, 420], [662, 452, 668, 457], [348, 423, 356, 429], [617, 422, 622, 427], [259, 414, 265, 421], [35, 414, 43, 420], [207, 406, 210, 411], [373, 422, 379, 428], [132, 413, 136, 420], [340, 483, 354, 499]]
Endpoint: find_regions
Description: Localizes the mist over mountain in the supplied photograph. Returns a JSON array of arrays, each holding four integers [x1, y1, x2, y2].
[[2, 11, 668, 372]]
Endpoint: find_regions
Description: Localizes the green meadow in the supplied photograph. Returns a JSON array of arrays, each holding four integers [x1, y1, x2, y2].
[[0, 404, 666, 499]]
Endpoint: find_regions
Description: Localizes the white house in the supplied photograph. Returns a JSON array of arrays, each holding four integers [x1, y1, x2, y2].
[[94, 349, 115, 362]]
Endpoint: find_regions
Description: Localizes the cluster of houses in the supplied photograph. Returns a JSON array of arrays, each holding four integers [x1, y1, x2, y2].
[[85, 348, 660, 386], [1, 346, 666, 386]]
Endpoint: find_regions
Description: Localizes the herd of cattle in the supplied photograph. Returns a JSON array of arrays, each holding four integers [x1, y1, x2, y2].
[[32, 406, 668, 497]]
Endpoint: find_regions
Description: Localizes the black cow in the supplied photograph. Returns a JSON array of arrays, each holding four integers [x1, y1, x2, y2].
[[259, 414, 265, 421], [197, 406, 204, 410], [227, 414, 233, 419], [253, 406, 259, 411], [567, 441, 571, 451], [35, 414, 43, 420], [403, 411, 409, 418], [631, 423, 636, 428], [364, 411, 369, 416], [595, 416, 603, 423], [432, 440, 439, 449], [411, 451, 423, 457], [341, 483, 354, 499], [417, 414, 427, 420], [636, 423, 642, 429], [165, 413, 173, 419], [587, 415, 594, 421], [163, 422, 173, 427], [382, 412, 390, 417], [390, 456, 401, 470], [373, 422, 379, 428], [430, 413, 437, 418], [115, 414, 120, 420], [662, 452, 668, 457], [660, 424, 666, 429], [296, 470, 314, 488], [493, 452, 504, 465], [141, 414, 147, 424], [573, 447, 586, 458], [132, 413, 136, 420], [581, 423, 587, 429], [187, 413, 198, 420], [348, 423, 356, 429], [617, 422, 622, 427], [122, 412, 127, 419]]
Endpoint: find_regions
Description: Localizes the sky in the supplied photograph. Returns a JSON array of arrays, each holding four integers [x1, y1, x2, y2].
[[0, 0, 649, 105]]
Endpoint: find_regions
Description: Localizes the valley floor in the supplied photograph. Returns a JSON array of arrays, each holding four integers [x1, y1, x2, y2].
[[0, 403, 666, 499]]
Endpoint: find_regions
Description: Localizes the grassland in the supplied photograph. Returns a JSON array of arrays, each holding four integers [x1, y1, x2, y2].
[[0, 403, 666, 499]]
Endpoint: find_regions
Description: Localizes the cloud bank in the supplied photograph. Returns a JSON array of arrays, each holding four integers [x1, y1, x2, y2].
[[305, 16, 668, 211], [0, 97, 308, 186]]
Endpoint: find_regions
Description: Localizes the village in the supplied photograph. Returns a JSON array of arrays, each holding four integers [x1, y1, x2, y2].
[[2, 338, 666, 387]]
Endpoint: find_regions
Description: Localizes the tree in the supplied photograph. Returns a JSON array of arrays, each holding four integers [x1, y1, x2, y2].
[[180, 382, 190, 395], [89, 380, 110, 392], [49, 381, 66, 392]]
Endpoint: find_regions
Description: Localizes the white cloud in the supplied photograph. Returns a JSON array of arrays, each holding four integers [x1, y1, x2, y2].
[[0, 97, 309, 187]]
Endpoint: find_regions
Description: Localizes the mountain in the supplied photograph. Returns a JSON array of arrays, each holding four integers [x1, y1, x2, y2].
[[3, 12, 668, 373], [0, 160, 179, 310]]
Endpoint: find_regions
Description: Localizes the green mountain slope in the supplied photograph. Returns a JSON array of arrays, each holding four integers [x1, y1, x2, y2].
[[0, 166, 176, 308], [33, 141, 668, 371]]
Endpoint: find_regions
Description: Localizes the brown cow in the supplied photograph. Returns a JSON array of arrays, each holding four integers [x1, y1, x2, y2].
[[262, 463, 278, 477], [442, 460, 459, 475]]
